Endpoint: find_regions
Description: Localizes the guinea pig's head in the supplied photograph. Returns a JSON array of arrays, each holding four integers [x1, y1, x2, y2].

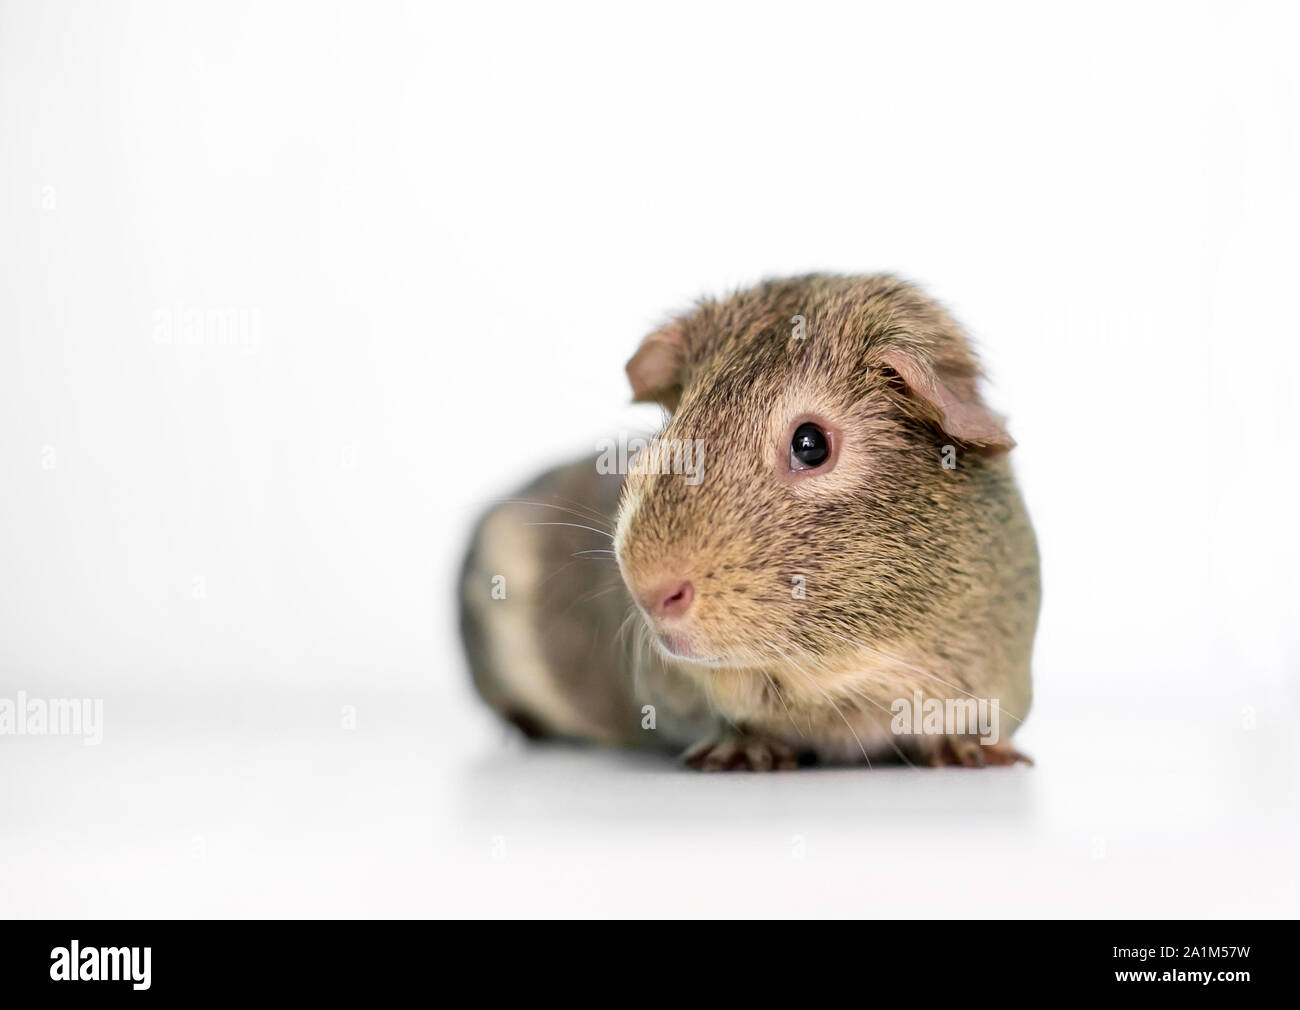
[[613, 274, 1014, 679]]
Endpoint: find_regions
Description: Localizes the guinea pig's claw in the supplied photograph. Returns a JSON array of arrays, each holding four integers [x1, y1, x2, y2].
[[984, 742, 1033, 766], [927, 736, 1033, 768], [682, 733, 799, 772]]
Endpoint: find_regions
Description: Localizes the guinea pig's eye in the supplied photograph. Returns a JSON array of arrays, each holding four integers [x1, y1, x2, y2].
[[790, 422, 830, 470]]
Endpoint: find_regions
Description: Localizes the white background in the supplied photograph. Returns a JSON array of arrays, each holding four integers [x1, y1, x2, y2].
[[1, 0, 1297, 917]]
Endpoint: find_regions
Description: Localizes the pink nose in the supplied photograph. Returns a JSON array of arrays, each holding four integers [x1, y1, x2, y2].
[[648, 579, 694, 619]]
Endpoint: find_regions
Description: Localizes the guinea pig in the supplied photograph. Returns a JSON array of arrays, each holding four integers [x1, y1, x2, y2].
[[459, 274, 1039, 770]]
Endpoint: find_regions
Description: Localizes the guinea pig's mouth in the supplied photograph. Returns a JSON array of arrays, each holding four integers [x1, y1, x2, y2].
[[652, 630, 729, 667]]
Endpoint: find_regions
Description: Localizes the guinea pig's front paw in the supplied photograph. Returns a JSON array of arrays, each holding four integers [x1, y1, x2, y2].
[[682, 732, 800, 772], [926, 735, 1033, 768]]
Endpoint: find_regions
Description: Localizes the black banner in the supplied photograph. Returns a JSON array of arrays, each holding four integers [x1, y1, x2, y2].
[[0, 919, 1284, 998]]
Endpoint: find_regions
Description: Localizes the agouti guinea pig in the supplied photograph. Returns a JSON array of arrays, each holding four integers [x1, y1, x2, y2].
[[460, 274, 1039, 770]]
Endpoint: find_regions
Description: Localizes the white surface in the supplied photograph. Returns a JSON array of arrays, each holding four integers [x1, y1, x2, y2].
[[1, 0, 1298, 917], [2, 683, 1296, 917]]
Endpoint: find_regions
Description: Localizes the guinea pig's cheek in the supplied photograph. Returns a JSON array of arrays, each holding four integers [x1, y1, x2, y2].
[[611, 480, 647, 570]]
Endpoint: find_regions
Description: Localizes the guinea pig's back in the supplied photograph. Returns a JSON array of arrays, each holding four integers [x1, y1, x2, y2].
[[458, 457, 647, 745]]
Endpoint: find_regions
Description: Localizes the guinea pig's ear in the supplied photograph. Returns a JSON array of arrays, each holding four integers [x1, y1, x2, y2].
[[626, 319, 687, 411], [876, 349, 1015, 454]]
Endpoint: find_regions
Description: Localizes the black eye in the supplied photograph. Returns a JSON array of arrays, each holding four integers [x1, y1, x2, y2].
[[790, 422, 830, 470]]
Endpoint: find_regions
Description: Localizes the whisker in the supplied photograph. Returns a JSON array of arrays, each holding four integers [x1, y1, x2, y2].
[[525, 521, 615, 542], [491, 498, 615, 535], [559, 580, 625, 619], [822, 629, 1026, 726], [779, 652, 872, 769], [837, 680, 918, 768], [537, 558, 580, 590], [550, 494, 619, 534], [758, 667, 805, 739], [566, 581, 626, 612], [615, 607, 638, 651]]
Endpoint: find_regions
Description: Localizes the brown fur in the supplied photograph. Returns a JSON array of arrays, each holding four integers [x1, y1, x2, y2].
[[460, 274, 1039, 769]]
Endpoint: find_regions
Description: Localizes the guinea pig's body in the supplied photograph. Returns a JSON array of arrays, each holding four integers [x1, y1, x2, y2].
[[460, 461, 716, 750], [460, 275, 1039, 770]]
